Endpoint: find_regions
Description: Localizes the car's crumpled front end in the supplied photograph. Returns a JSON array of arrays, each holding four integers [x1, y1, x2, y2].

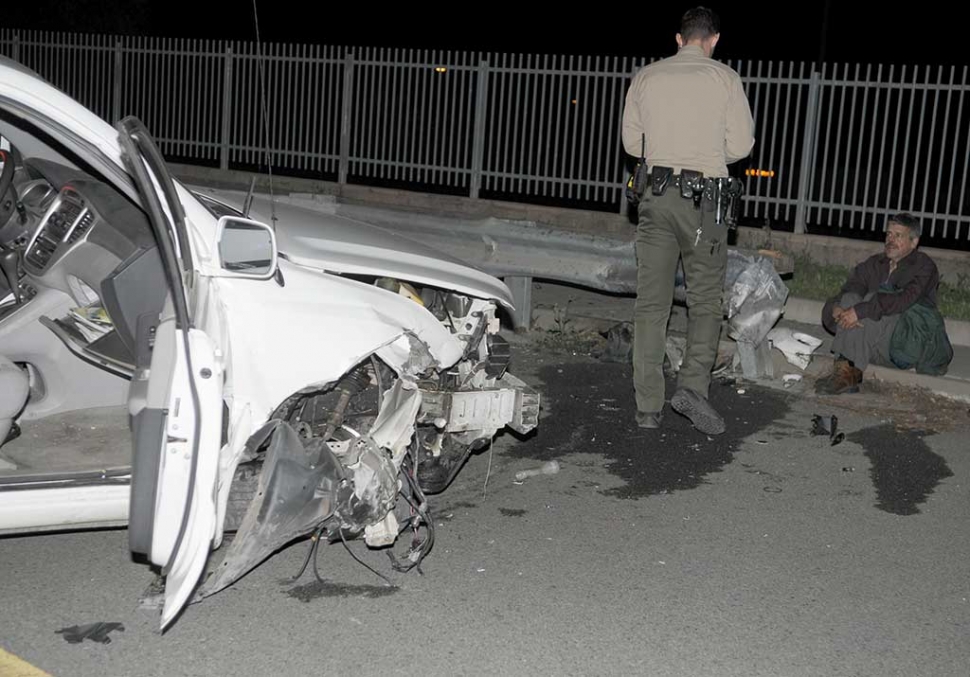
[[188, 199, 540, 598]]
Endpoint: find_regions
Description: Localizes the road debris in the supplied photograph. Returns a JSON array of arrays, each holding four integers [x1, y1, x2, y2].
[[514, 460, 560, 481], [811, 414, 845, 446], [767, 327, 824, 370], [55, 622, 125, 644]]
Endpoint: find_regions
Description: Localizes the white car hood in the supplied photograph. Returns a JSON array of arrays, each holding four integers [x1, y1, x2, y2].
[[196, 188, 515, 309]]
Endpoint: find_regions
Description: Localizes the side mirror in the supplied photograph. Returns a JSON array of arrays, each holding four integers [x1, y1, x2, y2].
[[214, 216, 278, 280]]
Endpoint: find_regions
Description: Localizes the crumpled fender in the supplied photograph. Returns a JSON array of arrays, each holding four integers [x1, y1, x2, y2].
[[196, 381, 422, 599], [194, 422, 341, 599]]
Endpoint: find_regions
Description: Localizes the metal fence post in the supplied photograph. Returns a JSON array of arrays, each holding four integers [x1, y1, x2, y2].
[[470, 59, 490, 200], [111, 39, 123, 123], [11, 34, 19, 63], [338, 51, 355, 185], [220, 47, 233, 171], [794, 70, 822, 234]]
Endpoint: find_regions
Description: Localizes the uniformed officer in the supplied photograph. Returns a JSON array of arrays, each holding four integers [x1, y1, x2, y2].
[[621, 6, 755, 434]]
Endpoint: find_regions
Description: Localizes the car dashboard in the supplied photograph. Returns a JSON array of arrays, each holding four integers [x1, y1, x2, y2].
[[3, 159, 166, 379]]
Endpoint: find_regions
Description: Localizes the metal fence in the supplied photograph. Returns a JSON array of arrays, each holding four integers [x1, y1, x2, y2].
[[2, 29, 969, 247]]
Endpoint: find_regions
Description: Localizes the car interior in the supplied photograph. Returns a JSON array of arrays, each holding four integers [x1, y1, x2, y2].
[[0, 111, 169, 484]]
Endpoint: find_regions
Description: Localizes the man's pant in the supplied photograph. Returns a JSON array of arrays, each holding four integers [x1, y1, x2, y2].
[[633, 188, 728, 414], [821, 292, 899, 370]]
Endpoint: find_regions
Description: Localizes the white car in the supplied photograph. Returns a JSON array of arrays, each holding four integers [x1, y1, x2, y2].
[[0, 56, 539, 629]]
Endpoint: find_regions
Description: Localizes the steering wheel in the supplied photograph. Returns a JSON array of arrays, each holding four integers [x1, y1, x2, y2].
[[0, 147, 23, 303], [0, 147, 15, 230]]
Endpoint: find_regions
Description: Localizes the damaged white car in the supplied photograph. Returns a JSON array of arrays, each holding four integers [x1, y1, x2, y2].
[[0, 56, 539, 629]]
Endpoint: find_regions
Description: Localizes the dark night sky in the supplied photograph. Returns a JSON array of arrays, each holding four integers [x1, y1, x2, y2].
[[6, 1, 966, 68]]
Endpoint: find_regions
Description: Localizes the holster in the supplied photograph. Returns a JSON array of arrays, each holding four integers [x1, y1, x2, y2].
[[709, 177, 744, 228], [625, 162, 648, 205], [625, 133, 649, 205], [680, 169, 706, 207], [650, 166, 674, 195]]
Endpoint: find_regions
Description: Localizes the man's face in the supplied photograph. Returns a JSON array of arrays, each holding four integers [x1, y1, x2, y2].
[[885, 223, 918, 262]]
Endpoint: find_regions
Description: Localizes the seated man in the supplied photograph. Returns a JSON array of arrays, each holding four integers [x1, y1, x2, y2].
[[815, 212, 952, 394]]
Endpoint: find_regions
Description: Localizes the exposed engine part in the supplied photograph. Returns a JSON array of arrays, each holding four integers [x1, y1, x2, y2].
[[444, 292, 472, 320], [485, 334, 511, 378], [270, 360, 384, 448], [375, 277, 424, 306], [413, 428, 488, 493]]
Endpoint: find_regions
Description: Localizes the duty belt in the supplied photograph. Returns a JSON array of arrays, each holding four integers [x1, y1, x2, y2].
[[627, 164, 744, 227]]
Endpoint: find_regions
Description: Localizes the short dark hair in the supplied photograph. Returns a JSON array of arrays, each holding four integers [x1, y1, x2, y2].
[[680, 7, 721, 41], [888, 212, 922, 239]]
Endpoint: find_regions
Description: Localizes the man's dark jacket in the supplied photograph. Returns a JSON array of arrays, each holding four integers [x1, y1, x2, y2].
[[828, 249, 952, 375]]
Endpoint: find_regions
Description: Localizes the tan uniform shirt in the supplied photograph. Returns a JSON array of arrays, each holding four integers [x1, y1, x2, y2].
[[622, 44, 755, 178]]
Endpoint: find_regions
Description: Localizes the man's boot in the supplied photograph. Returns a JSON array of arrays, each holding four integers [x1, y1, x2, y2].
[[671, 388, 726, 435], [815, 358, 862, 395]]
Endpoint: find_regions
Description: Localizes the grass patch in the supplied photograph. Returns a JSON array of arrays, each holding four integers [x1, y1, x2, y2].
[[787, 254, 970, 322]]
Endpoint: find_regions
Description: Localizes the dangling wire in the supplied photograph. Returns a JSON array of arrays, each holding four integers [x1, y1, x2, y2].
[[385, 454, 435, 574], [338, 527, 394, 587], [290, 523, 328, 583]]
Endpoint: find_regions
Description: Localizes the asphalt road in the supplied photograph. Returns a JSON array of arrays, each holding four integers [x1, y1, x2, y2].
[[2, 331, 969, 677]]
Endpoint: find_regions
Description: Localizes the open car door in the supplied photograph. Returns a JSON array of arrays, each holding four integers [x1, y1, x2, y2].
[[117, 117, 224, 630]]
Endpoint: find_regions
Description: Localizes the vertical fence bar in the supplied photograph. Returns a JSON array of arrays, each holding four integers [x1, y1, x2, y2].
[[510, 53, 523, 194], [838, 64, 860, 227], [534, 54, 548, 197], [391, 48, 403, 181], [539, 53, 552, 197], [379, 48, 390, 180], [552, 54, 565, 199], [859, 64, 879, 231], [794, 70, 821, 233], [806, 63, 828, 226], [921, 66, 943, 236], [944, 66, 967, 240], [414, 49, 426, 183], [765, 61, 780, 220], [777, 61, 796, 222], [296, 44, 307, 171], [309, 45, 321, 174], [498, 53, 511, 194], [431, 50, 443, 184], [112, 38, 123, 123], [591, 57, 606, 203], [220, 47, 233, 170], [444, 51, 456, 186], [470, 59, 489, 199], [457, 52, 470, 189], [933, 66, 955, 237], [958, 68, 970, 240], [577, 55, 591, 202], [898, 65, 919, 211], [907, 67, 930, 214], [338, 51, 355, 185], [600, 57, 616, 205], [369, 47, 380, 178]]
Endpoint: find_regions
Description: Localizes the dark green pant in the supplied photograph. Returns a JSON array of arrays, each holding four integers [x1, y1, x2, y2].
[[633, 188, 728, 413]]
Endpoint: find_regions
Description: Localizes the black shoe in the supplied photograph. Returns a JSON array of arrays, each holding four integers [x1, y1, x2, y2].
[[671, 388, 726, 435], [636, 410, 663, 429]]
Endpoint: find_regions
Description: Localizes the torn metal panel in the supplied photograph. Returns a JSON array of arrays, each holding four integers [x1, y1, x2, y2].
[[369, 380, 421, 460], [195, 422, 340, 600]]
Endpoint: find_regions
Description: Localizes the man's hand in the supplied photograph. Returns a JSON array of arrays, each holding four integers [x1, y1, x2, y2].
[[832, 305, 845, 322], [837, 307, 862, 330]]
